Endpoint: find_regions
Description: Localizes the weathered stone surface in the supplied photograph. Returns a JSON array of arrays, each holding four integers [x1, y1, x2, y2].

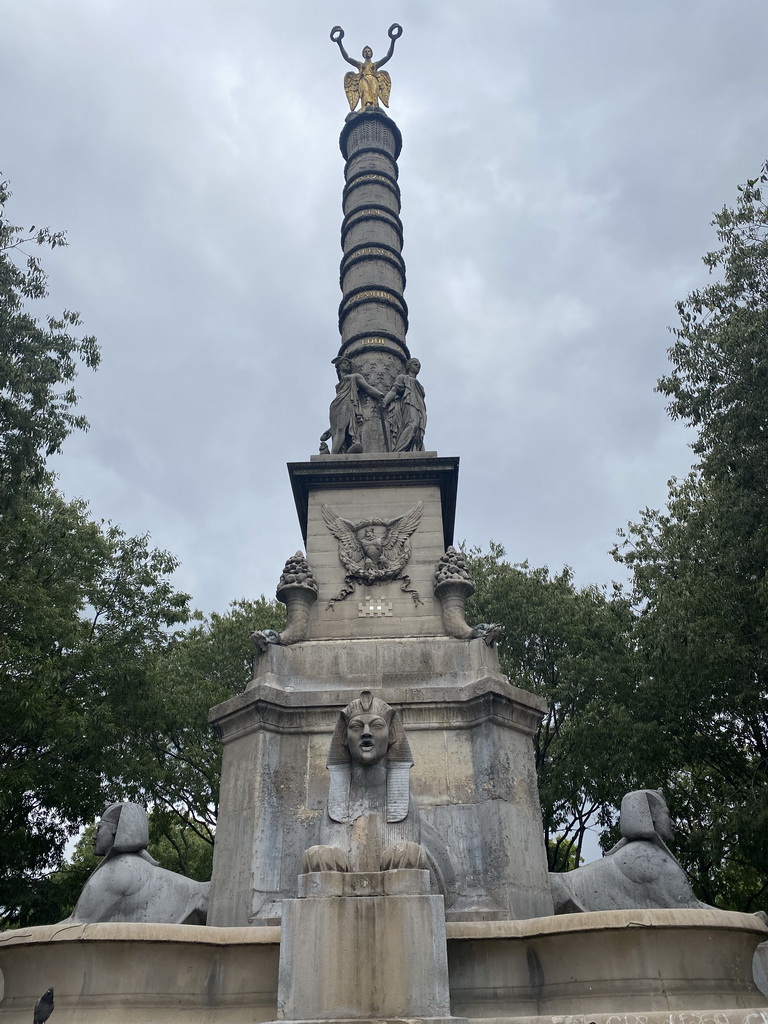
[[286, 457, 461, 640], [0, 922, 279, 1023], [207, 641, 552, 926], [307, 483, 445, 638], [65, 802, 209, 925], [755, 940, 768, 999], [1, 911, 764, 1022], [550, 789, 711, 914], [380, 357, 426, 452], [248, 634, 518, 696], [433, 548, 503, 644], [298, 868, 429, 898], [288, 453, 458, 552], [252, 552, 318, 651], [306, 690, 428, 874], [320, 359, 389, 455], [320, 500, 424, 608], [278, 880, 454, 1022], [446, 909, 768, 1018]]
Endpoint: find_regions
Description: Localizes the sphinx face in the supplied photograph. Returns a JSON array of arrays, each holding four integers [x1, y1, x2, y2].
[[93, 814, 118, 856], [652, 801, 674, 844], [344, 713, 391, 764]]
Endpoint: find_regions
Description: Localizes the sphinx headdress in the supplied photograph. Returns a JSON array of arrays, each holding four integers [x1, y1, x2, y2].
[[101, 801, 159, 864], [327, 690, 413, 823], [606, 789, 676, 862]]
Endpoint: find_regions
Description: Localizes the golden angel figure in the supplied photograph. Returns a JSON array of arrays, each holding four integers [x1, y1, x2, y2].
[[330, 24, 402, 111]]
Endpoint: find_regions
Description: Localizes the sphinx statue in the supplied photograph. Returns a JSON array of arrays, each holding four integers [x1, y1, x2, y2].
[[304, 690, 427, 873], [550, 789, 711, 914], [66, 802, 210, 924]]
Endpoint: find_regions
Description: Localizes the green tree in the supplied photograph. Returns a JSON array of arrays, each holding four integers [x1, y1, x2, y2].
[[0, 179, 191, 926], [0, 485, 190, 925], [15, 596, 285, 924], [123, 597, 285, 879], [8, 825, 99, 928], [465, 545, 647, 871], [0, 178, 99, 493], [615, 162, 768, 911]]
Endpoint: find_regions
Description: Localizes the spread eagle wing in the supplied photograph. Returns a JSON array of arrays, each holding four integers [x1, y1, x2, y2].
[[343, 71, 361, 110], [375, 69, 391, 107], [322, 505, 365, 573], [380, 501, 423, 570]]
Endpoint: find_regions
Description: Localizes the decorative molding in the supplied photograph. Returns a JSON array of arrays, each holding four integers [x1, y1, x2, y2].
[[341, 208, 404, 249], [288, 454, 459, 547], [210, 687, 545, 744], [339, 333, 410, 361], [343, 172, 401, 206]]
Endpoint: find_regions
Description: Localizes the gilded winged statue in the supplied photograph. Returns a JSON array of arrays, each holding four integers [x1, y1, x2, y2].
[[330, 24, 402, 111], [321, 501, 422, 605]]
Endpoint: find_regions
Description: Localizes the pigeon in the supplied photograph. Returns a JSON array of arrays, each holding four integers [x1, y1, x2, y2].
[[250, 628, 281, 652], [33, 988, 54, 1024], [470, 622, 504, 647]]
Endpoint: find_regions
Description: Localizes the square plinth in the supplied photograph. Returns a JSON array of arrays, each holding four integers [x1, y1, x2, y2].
[[288, 454, 459, 641], [288, 453, 459, 547]]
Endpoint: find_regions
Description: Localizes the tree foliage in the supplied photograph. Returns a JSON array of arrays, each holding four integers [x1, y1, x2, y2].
[[615, 162, 768, 911], [465, 545, 647, 871], [0, 178, 99, 494], [0, 176, 288, 927], [121, 597, 285, 879], [0, 179, 191, 926], [0, 487, 189, 918], [10, 597, 284, 925]]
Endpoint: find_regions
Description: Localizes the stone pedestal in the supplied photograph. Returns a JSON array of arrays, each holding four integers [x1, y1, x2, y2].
[[207, 637, 552, 926], [276, 869, 464, 1024], [288, 453, 459, 640]]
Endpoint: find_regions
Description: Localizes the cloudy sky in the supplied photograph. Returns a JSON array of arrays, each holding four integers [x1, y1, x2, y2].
[[4, 1, 766, 616]]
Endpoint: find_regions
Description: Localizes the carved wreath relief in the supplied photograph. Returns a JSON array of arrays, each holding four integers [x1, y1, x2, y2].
[[321, 501, 423, 607]]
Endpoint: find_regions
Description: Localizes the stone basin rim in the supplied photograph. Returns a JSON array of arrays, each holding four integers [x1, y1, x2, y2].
[[0, 922, 280, 947], [446, 907, 768, 940], [2, 908, 764, 949]]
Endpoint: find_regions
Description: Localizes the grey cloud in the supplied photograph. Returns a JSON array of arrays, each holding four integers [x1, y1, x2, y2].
[[3, 1, 763, 612]]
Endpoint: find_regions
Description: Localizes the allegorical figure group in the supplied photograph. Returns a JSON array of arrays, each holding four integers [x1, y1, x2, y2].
[[320, 357, 426, 455]]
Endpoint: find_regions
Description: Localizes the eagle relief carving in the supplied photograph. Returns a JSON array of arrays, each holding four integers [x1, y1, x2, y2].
[[321, 501, 423, 608]]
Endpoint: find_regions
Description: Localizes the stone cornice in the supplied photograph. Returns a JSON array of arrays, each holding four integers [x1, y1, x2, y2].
[[287, 453, 459, 547], [210, 684, 545, 744]]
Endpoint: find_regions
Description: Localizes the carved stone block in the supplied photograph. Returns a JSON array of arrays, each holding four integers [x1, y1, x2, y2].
[[277, 870, 464, 1024], [206, 639, 553, 927]]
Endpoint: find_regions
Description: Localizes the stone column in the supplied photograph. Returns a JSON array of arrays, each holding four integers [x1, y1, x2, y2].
[[335, 109, 410, 453], [337, 108, 408, 368]]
